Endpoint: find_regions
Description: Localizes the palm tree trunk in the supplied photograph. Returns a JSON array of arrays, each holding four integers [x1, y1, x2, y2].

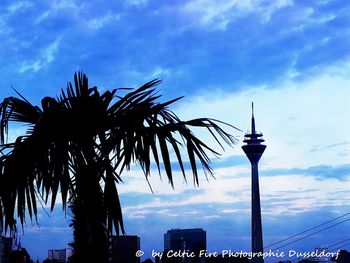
[[69, 148, 109, 263]]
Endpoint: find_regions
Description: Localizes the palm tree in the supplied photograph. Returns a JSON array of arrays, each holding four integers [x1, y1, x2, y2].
[[0, 72, 238, 262]]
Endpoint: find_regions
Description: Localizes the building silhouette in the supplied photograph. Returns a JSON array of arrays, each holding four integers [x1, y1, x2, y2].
[[332, 250, 350, 263], [311, 246, 332, 262], [242, 103, 266, 263], [299, 246, 338, 263], [163, 228, 206, 263], [205, 254, 249, 263], [110, 235, 141, 263], [48, 248, 72, 262], [0, 236, 12, 263]]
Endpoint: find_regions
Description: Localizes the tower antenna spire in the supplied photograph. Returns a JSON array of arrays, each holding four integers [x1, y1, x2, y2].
[[251, 102, 256, 134]]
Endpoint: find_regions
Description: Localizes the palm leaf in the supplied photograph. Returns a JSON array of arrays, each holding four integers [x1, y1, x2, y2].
[[0, 71, 238, 244]]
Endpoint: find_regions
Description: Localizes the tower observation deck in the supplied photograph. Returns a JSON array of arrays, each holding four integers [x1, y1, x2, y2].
[[242, 103, 266, 263]]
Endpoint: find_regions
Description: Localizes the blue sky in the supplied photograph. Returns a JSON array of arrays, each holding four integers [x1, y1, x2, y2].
[[1, 0, 350, 262]]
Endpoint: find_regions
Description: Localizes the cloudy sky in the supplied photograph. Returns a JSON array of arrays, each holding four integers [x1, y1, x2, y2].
[[1, 0, 350, 262]]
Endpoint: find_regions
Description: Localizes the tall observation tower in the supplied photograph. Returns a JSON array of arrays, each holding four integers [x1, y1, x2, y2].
[[242, 103, 266, 263]]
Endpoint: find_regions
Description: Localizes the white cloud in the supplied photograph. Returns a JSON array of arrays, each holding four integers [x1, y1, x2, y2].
[[51, 0, 79, 10], [24, 226, 70, 234], [121, 167, 350, 218], [126, 0, 149, 8], [181, 0, 293, 30], [86, 14, 121, 30], [260, 174, 350, 216], [35, 11, 51, 24], [0, 2, 34, 35], [149, 67, 171, 79], [44, 39, 61, 64], [35, 0, 83, 24], [0, 17, 11, 35], [19, 38, 61, 73], [7, 1, 33, 14]]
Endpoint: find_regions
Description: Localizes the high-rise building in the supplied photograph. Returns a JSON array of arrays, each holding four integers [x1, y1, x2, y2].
[[332, 250, 350, 263], [313, 246, 332, 262], [0, 236, 12, 263], [110, 235, 140, 263], [299, 246, 334, 263], [48, 248, 72, 262], [163, 228, 206, 263], [206, 254, 250, 263], [242, 103, 266, 263]]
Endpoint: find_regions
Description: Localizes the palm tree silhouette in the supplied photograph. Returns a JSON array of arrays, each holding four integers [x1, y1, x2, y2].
[[0, 72, 237, 262]]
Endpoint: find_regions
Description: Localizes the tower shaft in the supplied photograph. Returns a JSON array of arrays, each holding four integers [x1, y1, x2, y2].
[[251, 163, 264, 263]]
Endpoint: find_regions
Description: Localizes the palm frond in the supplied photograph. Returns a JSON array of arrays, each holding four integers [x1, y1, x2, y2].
[[0, 96, 41, 144], [0, 72, 238, 240], [104, 79, 238, 189]]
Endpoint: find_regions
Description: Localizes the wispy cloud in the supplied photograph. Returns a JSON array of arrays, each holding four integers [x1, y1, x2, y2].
[[85, 13, 121, 30], [310, 141, 350, 154], [19, 38, 61, 73], [7, 1, 33, 14], [120, 166, 350, 219], [181, 0, 293, 30], [126, 0, 149, 8], [262, 164, 350, 180]]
